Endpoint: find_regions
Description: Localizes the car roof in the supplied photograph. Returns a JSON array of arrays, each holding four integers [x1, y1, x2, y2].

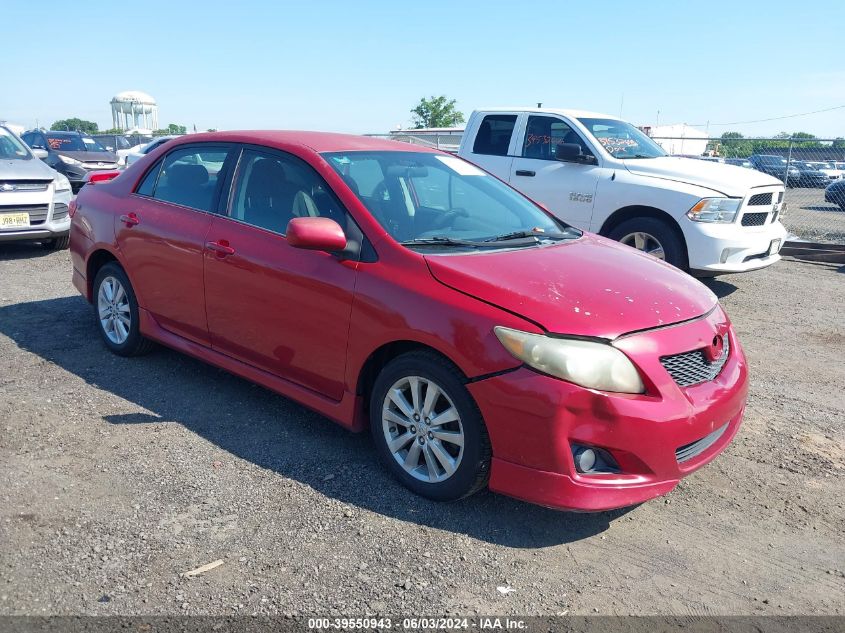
[[44, 130, 84, 136], [166, 130, 439, 154], [474, 107, 618, 120]]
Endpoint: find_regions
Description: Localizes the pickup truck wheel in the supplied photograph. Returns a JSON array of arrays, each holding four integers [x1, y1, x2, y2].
[[609, 218, 686, 269], [370, 351, 491, 502]]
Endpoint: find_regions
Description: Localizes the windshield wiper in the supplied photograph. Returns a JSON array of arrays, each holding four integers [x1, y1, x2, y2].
[[399, 236, 484, 248], [482, 230, 571, 243]]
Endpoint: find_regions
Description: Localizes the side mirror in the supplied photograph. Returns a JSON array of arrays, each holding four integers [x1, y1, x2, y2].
[[286, 217, 347, 252], [555, 143, 597, 165], [32, 148, 48, 160]]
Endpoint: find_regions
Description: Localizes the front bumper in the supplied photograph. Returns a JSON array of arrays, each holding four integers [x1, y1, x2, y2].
[[0, 188, 72, 243], [468, 309, 748, 511], [683, 216, 788, 274]]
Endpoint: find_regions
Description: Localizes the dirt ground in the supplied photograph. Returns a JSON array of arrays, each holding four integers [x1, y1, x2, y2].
[[0, 244, 843, 617]]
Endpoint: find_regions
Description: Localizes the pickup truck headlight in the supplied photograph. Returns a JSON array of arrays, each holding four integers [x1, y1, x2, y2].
[[58, 154, 83, 166], [53, 173, 71, 193], [687, 198, 741, 223], [494, 327, 645, 394]]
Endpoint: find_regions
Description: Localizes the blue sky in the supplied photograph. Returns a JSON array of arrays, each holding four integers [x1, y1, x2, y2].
[[3, 0, 844, 138]]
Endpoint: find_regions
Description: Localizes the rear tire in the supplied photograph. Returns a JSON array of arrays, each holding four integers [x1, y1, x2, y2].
[[93, 262, 155, 357], [369, 351, 491, 502], [609, 217, 687, 270], [42, 235, 69, 250]]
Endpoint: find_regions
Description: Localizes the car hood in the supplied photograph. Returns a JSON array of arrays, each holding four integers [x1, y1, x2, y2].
[[57, 150, 118, 163], [624, 156, 782, 196], [424, 234, 718, 340], [0, 156, 58, 180]]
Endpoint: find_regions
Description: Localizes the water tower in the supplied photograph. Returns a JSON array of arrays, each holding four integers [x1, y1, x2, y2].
[[110, 91, 158, 132]]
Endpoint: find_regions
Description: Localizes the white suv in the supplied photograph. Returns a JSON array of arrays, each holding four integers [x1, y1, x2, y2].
[[0, 125, 73, 249]]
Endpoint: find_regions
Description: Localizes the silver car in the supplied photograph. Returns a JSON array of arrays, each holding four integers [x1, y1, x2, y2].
[[0, 125, 74, 249]]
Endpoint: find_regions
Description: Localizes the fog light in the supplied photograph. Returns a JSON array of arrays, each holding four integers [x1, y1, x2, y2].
[[573, 448, 597, 473], [571, 443, 621, 474]]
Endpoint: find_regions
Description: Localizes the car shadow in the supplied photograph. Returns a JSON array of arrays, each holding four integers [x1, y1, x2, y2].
[[701, 277, 738, 298], [801, 205, 843, 213], [0, 242, 55, 260], [0, 295, 628, 548]]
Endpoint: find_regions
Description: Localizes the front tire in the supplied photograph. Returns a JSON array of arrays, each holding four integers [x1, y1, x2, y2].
[[609, 217, 687, 270], [42, 235, 69, 250], [93, 262, 154, 357], [369, 351, 491, 502]]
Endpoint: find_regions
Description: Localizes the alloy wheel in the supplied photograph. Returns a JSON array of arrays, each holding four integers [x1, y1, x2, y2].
[[97, 276, 131, 345], [619, 231, 666, 260], [381, 376, 465, 483]]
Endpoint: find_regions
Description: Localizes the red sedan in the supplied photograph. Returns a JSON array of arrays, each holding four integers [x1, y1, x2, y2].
[[69, 131, 748, 511]]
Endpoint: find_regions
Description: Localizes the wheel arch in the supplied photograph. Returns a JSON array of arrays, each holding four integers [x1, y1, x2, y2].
[[599, 205, 689, 266], [85, 248, 121, 302]]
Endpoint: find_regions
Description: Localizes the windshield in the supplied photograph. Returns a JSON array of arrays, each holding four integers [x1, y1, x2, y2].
[[46, 134, 108, 153], [0, 127, 32, 160], [578, 118, 666, 159], [322, 151, 577, 248]]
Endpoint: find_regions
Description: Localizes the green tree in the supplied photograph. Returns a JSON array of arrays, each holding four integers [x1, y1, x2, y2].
[[152, 123, 187, 136], [51, 118, 99, 134], [410, 96, 465, 129], [716, 131, 753, 158], [833, 138, 845, 149]]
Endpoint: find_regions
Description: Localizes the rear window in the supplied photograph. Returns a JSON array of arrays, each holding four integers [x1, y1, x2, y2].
[[472, 114, 516, 156]]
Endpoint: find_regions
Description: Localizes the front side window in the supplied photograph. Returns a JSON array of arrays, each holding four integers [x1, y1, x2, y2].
[[472, 114, 517, 156], [230, 149, 348, 235], [324, 151, 578, 247], [522, 116, 593, 160], [578, 118, 666, 159], [152, 146, 231, 211]]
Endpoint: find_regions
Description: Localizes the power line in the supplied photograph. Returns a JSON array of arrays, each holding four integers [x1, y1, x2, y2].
[[684, 104, 845, 128]]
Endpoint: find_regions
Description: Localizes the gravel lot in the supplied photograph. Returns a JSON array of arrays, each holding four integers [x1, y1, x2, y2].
[[1, 244, 843, 617], [782, 187, 844, 243]]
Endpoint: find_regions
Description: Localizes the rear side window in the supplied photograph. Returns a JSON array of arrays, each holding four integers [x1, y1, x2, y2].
[[135, 161, 161, 196], [151, 146, 231, 212], [472, 114, 517, 156]]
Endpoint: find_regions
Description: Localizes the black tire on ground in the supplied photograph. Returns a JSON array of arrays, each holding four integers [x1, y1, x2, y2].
[[369, 350, 492, 502], [608, 217, 687, 270], [92, 262, 155, 357], [42, 235, 70, 250]]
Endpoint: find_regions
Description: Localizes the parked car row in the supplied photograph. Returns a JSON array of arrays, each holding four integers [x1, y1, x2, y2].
[[685, 153, 843, 188]]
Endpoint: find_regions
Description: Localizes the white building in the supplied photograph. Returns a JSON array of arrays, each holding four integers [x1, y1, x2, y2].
[[110, 91, 159, 132], [647, 124, 709, 156]]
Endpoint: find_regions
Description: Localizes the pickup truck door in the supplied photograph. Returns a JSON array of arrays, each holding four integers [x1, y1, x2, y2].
[[508, 114, 601, 230], [461, 113, 518, 181]]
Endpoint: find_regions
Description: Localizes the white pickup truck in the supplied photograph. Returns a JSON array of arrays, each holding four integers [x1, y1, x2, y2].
[[457, 108, 788, 275]]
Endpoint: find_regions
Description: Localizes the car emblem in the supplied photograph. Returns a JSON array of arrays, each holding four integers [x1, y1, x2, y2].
[[0, 183, 16, 192], [704, 334, 725, 362], [97, 162, 104, 167]]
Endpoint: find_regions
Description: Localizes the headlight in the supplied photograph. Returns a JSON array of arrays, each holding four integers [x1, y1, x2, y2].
[[687, 198, 741, 223], [58, 154, 83, 166], [53, 173, 71, 193], [494, 327, 645, 394]]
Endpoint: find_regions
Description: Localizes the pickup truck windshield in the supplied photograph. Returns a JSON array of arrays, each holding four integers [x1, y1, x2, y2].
[[323, 151, 575, 247], [46, 135, 107, 153], [578, 118, 666, 159]]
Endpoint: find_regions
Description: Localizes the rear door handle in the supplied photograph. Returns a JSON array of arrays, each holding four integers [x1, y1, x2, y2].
[[206, 240, 235, 256], [515, 170, 535, 177], [119, 212, 140, 226]]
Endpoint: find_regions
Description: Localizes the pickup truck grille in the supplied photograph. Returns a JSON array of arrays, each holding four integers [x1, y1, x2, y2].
[[660, 335, 730, 388], [741, 212, 769, 227], [747, 192, 773, 206]]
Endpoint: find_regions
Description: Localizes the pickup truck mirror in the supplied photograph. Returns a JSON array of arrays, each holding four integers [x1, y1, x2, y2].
[[555, 143, 597, 165]]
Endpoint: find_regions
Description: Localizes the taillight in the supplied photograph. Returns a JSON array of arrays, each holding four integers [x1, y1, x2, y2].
[[86, 170, 121, 185], [68, 199, 78, 218]]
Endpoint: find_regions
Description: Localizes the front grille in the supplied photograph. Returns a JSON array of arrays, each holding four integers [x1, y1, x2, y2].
[[660, 335, 730, 388], [676, 423, 729, 464], [741, 212, 768, 227], [747, 192, 773, 206], [777, 191, 784, 203], [84, 162, 118, 170], [52, 203, 68, 221], [0, 204, 49, 226], [0, 180, 51, 192]]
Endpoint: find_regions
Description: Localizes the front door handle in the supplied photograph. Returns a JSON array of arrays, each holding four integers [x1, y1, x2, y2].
[[206, 240, 235, 256], [119, 212, 140, 226], [515, 170, 536, 177]]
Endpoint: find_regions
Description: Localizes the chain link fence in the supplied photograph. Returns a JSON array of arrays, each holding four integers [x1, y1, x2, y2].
[[652, 137, 845, 244]]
